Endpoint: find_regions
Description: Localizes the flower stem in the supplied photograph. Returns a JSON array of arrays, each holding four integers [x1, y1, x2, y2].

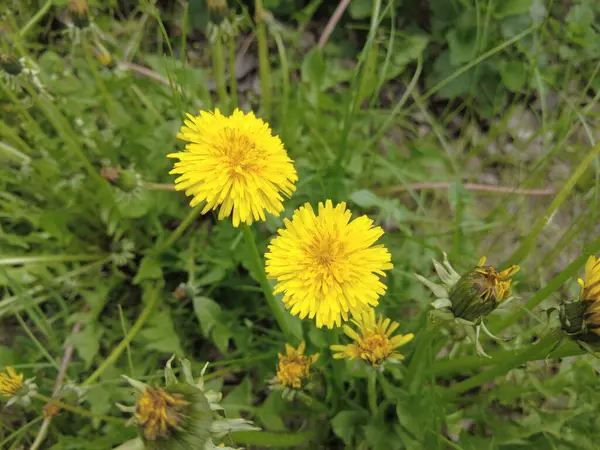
[[33, 393, 126, 424], [156, 206, 203, 253], [228, 36, 238, 110], [212, 35, 228, 110], [81, 285, 161, 386], [19, 0, 53, 38], [255, 0, 272, 120], [240, 224, 290, 337], [367, 370, 378, 415], [441, 333, 560, 401]]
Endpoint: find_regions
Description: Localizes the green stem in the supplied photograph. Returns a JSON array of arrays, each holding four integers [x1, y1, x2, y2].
[[255, 0, 272, 120], [0, 254, 105, 266], [430, 339, 582, 377], [33, 393, 126, 424], [240, 224, 290, 336], [441, 334, 559, 400], [212, 36, 228, 110], [404, 319, 441, 390], [82, 286, 161, 386], [156, 206, 203, 252], [504, 141, 600, 266], [231, 430, 315, 447], [367, 370, 378, 415], [228, 36, 238, 110], [19, 0, 53, 38]]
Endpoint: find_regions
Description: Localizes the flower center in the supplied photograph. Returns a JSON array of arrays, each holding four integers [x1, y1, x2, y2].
[[359, 331, 392, 364], [0, 368, 23, 397], [277, 355, 310, 388], [218, 127, 261, 177], [474, 267, 511, 302], [136, 388, 188, 440]]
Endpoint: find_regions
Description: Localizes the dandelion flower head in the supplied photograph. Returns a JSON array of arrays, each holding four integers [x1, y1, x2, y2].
[[0, 367, 23, 398], [330, 309, 414, 366], [266, 200, 393, 328], [168, 109, 297, 227], [472, 256, 520, 304], [135, 387, 188, 440], [275, 341, 319, 389], [577, 255, 600, 334]]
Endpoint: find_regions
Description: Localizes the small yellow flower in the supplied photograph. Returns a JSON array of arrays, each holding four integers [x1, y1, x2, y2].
[[68, 0, 89, 27], [266, 200, 393, 328], [0, 367, 23, 398], [168, 109, 297, 227], [275, 341, 319, 389], [331, 309, 414, 366], [135, 387, 189, 440]]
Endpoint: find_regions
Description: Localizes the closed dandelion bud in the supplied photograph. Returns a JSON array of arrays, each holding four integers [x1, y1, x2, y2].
[[208, 0, 228, 23], [101, 167, 139, 192], [416, 254, 519, 357], [0, 55, 22, 76], [68, 0, 90, 28], [560, 256, 600, 343], [131, 383, 212, 449], [93, 46, 114, 68], [449, 260, 519, 322]]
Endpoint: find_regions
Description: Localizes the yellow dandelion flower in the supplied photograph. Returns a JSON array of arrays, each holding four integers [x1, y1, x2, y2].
[[135, 387, 189, 440], [265, 200, 393, 328], [168, 109, 297, 227], [275, 341, 319, 389], [331, 309, 414, 366], [578, 255, 600, 303], [0, 367, 23, 398]]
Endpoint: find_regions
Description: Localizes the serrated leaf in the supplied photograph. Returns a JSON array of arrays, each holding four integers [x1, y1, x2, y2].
[[139, 308, 183, 356], [331, 410, 367, 446], [193, 296, 222, 336], [221, 376, 252, 417], [70, 324, 104, 369]]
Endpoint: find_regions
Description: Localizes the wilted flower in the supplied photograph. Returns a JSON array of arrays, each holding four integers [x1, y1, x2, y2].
[[331, 309, 414, 367], [266, 200, 393, 328], [416, 254, 519, 357], [560, 255, 600, 344], [273, 341, 319, 390], [168, 109, 297, 227]]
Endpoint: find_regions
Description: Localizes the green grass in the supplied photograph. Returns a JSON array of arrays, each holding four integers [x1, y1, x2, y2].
[[2, 0, 600, 448]]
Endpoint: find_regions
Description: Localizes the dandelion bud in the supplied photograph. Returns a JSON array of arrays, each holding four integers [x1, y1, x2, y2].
[[93, 46, 114, 68], [449, 261, 519, 322], [560, 256, 600, 342], [101, 167, 139, 192], [207, 0, 228, 13], [68, 0, 90, 28], [272, 341, 318, 390], [133, 384, 212, 447], [0, 55, 22, 76]]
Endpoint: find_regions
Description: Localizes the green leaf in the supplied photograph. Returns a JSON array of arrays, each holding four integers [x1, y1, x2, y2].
[[221, 376, 252, 417], [447, 26, 478, 65], [499, 59, 528, 92], [331, 410, 368, 446], [566, 4, 594, 33], [212, 322, 232, 354], [231, 430, 315, 448], [301, 48, 326, 91], [133, 256, 163, 285], [70, 324, 104, 369], [139, 307, 183, 356], [193, 296, 222, 336], [494, 0, 532, 18], [349, 0, 372, 19], [256, 392, 286, 431], [383, 35, 429, 81]]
